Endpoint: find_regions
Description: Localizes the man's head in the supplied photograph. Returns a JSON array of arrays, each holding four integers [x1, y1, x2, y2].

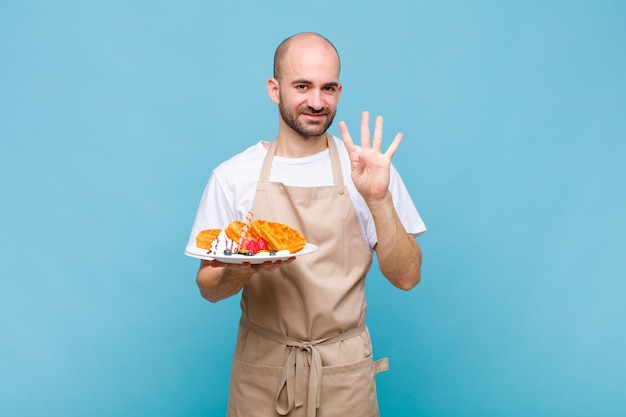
[[268, 32, 342, 139], [273, 32, 341, 80]]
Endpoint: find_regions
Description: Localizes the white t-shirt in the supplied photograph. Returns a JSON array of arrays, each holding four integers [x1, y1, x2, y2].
[[186, 136, 426, 249]]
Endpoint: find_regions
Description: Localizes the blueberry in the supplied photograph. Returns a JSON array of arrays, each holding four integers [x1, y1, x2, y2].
[[223, 249, 232, 256], [245, 252, 254, 256], [270, 250, 276, 256]]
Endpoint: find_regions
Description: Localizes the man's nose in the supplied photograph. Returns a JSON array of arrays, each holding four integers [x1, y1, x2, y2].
[[306, 90, 324, 111]]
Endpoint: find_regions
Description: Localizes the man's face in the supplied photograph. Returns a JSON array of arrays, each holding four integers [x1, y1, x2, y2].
[[277, 83, 339, 138], [275, 42, 342, 138]]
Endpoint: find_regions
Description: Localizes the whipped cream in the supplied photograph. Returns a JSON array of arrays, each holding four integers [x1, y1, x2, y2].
[[209, 229, 239, 256]]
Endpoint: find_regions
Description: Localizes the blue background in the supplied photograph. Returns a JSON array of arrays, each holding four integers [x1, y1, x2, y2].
[[1, 1, 625, 416]]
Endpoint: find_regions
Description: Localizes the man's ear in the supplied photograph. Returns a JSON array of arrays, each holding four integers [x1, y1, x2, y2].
[[267, 77, 280, 104]]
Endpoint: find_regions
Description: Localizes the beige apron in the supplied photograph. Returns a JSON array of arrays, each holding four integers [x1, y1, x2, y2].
[[227, 136, 388, 417]]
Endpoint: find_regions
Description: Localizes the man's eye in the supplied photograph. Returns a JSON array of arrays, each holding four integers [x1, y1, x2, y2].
[[296, 85, 307, 90], [324, 86, 337, 92]]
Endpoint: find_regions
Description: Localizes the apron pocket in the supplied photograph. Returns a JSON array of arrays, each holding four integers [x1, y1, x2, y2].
[[228, 355, 386, 417], [318, 355, 383, 417], [228, 359, 284, 417]]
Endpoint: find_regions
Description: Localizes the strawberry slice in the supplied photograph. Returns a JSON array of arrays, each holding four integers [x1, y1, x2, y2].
[[238, 237, 261, 254], [239, 237, 253, 253], [257, 237, 268, 251], [247, 239, 260, 254]]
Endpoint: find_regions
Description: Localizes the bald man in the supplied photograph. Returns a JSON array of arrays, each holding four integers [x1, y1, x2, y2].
[[186, 32, 426, 417]]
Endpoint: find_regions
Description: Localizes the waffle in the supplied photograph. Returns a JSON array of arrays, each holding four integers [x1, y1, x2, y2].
[[225, 219, 306, 253], [196, 228, 221, 250], [225, 220, 262, 242], [255, 220, 306, 253], [225, 220, 244, 242]]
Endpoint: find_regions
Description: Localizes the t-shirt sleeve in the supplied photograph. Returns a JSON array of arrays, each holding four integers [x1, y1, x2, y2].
[[388, 164, 427, 237], [185, 173, 237, 248]]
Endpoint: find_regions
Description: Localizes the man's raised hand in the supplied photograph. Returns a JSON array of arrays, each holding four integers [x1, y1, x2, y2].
[[339, 111, 403, 200]]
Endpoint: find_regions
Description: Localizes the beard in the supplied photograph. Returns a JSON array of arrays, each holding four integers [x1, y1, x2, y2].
[[278, 101, 336, 138]]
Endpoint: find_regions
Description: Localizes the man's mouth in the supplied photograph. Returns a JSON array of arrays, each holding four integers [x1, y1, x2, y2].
[[301, 112, 327, 121]]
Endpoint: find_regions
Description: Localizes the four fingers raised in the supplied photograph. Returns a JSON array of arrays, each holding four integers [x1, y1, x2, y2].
[[340, 111, 404, 158]]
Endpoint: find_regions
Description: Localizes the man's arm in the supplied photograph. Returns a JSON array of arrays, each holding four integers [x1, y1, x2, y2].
[[339, 111, 422, 290], [196, 261, 255, 303], [367, 193, 422, 290], [196, 258, 294, 303]]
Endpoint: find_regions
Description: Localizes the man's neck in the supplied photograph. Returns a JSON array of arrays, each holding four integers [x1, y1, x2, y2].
[[272, 132, 329, 158]]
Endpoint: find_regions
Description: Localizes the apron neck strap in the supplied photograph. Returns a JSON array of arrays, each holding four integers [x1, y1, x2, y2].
[[260, 135, 344, 187]]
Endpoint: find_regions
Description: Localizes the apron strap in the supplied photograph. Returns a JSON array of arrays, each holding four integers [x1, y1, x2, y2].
[[327, 135, 345, 188], [240, 316, 365, 417], [259, 135, 345, 188], [259, 140, 278, 183]]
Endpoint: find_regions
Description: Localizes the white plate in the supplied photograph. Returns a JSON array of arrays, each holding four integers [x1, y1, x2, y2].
[[185, 243, 318, 264]]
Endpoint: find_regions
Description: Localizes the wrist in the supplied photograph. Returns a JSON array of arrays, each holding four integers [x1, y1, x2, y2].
[[365, 191, 393, 211], [223, 266, 255, 280]]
